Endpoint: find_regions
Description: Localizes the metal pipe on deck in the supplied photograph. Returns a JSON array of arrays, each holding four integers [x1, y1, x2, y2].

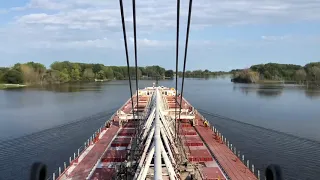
[[138, 145, 155, 180], [142, 108, 156, 141], [161, 143, 177, 180], [154, 88, 162, 180], [160, 126, 176, 165], [134, 127, 155, 180]]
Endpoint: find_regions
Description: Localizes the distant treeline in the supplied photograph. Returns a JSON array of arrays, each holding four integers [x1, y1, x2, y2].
[[177, 70, 229, 78], [231, 62, 320, 83], [0, 61, 228, 85]]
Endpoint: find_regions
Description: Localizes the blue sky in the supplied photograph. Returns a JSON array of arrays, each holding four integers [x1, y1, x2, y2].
[[0, 0, 319, 71]]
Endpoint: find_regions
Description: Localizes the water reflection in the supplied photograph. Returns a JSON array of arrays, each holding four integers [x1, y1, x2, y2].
[[30, 82, 106, 92], [256, 85, 284, 98], [233, 84, 284, 98], [305, 89, 320, 99], [233, 83, 320, 99]]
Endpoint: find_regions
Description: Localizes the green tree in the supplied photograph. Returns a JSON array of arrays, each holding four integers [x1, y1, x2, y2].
[[71, 69, 81, 81], [92, 64, 103, 74], [114, 71, 124, 80], [103, 67, 114, 80], [82, 68, 95, 81], [44, 70, 60, 84], [3, 69, 23, 84], [294, 69, 307, 83], [59, 68, 70, 82], [96, 70, 105, 79], [0, 68, 9, 83], [165, 70, 174, 78], [232, 69, 259, 83], [309, 66, 320, 81]]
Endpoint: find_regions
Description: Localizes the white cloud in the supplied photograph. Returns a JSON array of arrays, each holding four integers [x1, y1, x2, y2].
[[261, 35, 291, 41], [0, 0, 320, 52]]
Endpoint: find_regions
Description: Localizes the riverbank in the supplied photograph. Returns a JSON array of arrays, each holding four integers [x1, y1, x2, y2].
[[0, 84, 26, 90]]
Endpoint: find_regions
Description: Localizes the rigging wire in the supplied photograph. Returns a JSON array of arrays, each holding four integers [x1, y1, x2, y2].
[[174, 0, 180, 141], [178, 0, 193, 137], [118, 0, 135, 122], [132, 0, 140, 138], [118, 0, 137, 170]]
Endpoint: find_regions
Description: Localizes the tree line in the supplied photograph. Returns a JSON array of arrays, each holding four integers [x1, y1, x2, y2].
[[231, 62, 320, 83], [177, 70, 229, 78], [0, 61, 227, 85]]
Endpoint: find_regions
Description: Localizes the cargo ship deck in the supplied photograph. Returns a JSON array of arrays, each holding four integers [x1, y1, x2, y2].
[[55, 86, 257, 180]]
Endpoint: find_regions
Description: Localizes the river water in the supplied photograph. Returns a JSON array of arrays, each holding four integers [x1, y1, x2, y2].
[[0, 78, 319, 180]]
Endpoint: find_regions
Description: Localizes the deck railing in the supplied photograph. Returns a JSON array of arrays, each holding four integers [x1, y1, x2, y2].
[[47, 96, 133, 180], [47, 120, 113, 180], [208, 123, 260, 180]]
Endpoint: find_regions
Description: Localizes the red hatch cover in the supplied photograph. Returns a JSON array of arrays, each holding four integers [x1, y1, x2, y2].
[[90, 168, 116, 180], [101, 150, 128, 162], [200, 167, 226, 180]]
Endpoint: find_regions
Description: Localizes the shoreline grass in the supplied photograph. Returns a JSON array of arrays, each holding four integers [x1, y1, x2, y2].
[[0, 84, 26, 90]]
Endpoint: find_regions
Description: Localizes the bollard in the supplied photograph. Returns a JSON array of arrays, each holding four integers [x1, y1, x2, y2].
[[84, 142, 86, 147], [238, 151, 240, 158], [242, 155, 245, 163], [69, 157, 72, 164], [78, 149, 80, 156], [87, 139, 89, 145], [234, 147, 236, 154], [53, 173, 56, 180], [64, 162, 67, 170], [74, 152, 76, 159], [224, 138, 227, 144], [227, 141, 230, 148], [252, 164, 255, 174], [222, 135, 224, 141], [230, 144, 233, 151], [247, 160, 250, 168], [258, 170, 260, 180], [59, 167, 61, 175]]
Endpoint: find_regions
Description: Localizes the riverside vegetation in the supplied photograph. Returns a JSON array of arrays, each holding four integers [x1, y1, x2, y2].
[[231, 62, 320, 84], [0, 61, 227, 88]]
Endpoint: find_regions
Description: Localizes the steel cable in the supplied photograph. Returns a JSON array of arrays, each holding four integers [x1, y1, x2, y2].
[[177, 0, 193, 139], [118, 0, 135, 123], [174, 0, 180, 141], [132, 0, 140, 140]]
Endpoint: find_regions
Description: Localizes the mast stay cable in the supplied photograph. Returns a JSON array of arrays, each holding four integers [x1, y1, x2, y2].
[[118, 0, 135, 127], [118, 0, 139, 176], [174, 0, 181, 141], [132, 0, 140, 142], [177, 0, 193, 143]]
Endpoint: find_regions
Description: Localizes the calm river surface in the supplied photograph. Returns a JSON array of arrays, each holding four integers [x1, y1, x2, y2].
[[0, 78, 320, 180]]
